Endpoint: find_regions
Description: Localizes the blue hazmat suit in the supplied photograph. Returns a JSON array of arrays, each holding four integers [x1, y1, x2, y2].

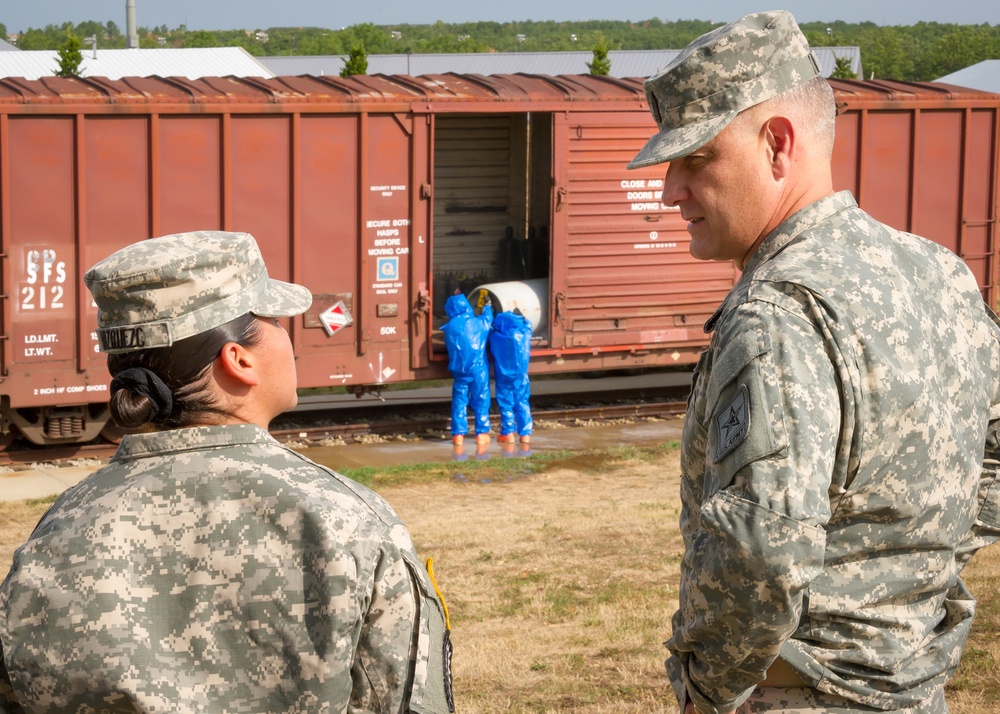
[[488, 310, 533, 437], [441, 293, 493, 436]]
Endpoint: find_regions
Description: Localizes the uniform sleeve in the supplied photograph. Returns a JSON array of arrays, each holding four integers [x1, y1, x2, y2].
[[669, 296, 837, 714], [352, 523, 452, 714], [956, 304, 1000, 569]]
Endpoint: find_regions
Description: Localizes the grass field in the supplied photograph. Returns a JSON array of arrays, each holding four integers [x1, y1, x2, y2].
[[1, 443, 998, 712]]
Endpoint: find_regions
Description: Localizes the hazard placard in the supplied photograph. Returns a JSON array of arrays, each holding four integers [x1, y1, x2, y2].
[[319, 300, 353, 337]]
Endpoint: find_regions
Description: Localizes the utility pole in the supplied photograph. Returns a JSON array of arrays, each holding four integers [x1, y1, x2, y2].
[[126, 0, 139, 49]]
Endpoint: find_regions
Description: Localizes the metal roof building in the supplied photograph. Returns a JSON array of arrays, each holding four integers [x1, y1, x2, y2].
[[0, 47, 274, 80], [936, 60, 1000, 94], [0, 38, 17, 52], [261, 47, 862, 80]]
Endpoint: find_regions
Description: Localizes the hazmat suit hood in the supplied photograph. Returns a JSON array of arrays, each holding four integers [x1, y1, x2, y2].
[[444, 293, 474, 319]]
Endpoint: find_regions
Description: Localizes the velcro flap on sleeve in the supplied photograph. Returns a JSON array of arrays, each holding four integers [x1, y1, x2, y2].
[[704, 328, 786, 489], [700, 490, 826, 590]]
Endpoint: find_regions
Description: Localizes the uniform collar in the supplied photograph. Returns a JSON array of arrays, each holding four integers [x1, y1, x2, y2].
[[704, 191, 857, 333], [112, 423, 276, 461]]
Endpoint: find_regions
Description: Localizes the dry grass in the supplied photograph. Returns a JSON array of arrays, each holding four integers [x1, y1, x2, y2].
[[2, 448, 998, 712], [385, 451, 1000, 714], [387, 454, 684, 712], [0, 496, 56, 568]]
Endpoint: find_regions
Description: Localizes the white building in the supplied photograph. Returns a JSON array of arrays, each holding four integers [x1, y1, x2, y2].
[[0, 47, 274, 80]]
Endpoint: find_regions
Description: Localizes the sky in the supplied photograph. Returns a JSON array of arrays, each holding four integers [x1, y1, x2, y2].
[[2, 0, 998, 33]]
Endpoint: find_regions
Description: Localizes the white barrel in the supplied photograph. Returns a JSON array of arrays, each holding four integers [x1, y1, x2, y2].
[[468, 279, 548, 335]]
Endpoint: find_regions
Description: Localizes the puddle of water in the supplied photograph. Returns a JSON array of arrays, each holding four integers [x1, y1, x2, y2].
[[301, 419, 684, 473]]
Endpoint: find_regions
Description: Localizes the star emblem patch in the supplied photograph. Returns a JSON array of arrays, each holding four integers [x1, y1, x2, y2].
[[714, 384, 750, 462]]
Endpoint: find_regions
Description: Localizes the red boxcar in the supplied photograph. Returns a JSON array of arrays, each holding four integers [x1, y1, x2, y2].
[[0, 74, 997, 445]]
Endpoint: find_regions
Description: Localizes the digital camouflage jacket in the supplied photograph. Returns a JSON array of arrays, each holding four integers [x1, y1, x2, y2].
[[0, 423, 452, 714], [671, 192, 1000, 713]]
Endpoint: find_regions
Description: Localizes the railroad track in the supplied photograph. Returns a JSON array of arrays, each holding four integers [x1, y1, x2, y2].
[[0, 397, 688, 468], [270, 398, 688, 443]]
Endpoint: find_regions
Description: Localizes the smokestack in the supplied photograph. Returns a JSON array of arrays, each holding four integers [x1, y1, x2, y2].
[[126, 0, 138, 49]]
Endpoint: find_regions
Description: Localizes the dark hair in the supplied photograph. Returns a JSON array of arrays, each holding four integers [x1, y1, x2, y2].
[[106, 313, 262, 430]]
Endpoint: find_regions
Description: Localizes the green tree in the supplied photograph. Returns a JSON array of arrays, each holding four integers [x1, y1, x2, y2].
[[587, 38, 611, 76], [831, 55, 857, 79], [341, 44, 368, 77], [340, 23, 393, 54], [916, 26, 1000, 79], [182, 30, 221, 48], [55, 33, 84, 77], [0, 22, 7, 40], [857, 27, 911, 80], [14, 28, 53, 50]]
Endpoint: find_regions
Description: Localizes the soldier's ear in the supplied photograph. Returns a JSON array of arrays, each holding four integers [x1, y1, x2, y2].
[[763, 115, 794, 180], [215, 342, 262, 388]]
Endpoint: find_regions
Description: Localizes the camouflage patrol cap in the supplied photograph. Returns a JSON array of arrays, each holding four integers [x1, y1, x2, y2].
[[627, 10, 820, 169], [85, 231, 313, 354]]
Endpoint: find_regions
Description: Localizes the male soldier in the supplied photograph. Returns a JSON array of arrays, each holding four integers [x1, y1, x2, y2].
[[628, 10, 1000, 713]]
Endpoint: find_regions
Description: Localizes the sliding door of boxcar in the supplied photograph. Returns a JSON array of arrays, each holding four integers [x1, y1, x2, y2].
[[294, 111, 429, 387], [549, 111, 734, 364]]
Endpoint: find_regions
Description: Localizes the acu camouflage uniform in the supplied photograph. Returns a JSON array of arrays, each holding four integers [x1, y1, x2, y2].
[[0, 424, 452, 713], [671, 191, 1000, 713]]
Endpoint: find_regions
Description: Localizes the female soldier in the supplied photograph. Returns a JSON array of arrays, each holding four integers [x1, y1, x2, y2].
[[0, 231, 453, 713]]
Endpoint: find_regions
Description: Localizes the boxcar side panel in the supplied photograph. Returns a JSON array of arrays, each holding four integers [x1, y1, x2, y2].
[[356, 114, 414, 386], [157, 115, 223, 235], [830, 111, 860, 204], [854, 111, 914, 238], [229, 116, 293, 280], [82, 116, 152, 380], [961, 108, 999, 295], [912, 110, 963, 255], [295, 113, 363, 387], [549, 110, 733, 366], [6, 117, 82, 405]]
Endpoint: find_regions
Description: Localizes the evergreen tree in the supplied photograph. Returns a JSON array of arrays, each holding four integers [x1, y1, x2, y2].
[[831, 55, 857, 79], [587, 38, 611, 76], [55, 33, 84, 77], [341, 44, 368, 77]]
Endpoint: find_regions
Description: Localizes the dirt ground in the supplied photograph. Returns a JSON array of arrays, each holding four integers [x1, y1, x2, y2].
[[382, 458, 1000, 713], [2, 450, 998, 712], [388, 456, 685, 713]]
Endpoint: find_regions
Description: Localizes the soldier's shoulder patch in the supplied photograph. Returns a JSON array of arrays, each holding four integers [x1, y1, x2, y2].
[[714, 383, 750, 463]]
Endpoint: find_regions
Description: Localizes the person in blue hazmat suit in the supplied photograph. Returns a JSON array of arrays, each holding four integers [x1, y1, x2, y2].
[[488, 308, 533, 445], [442, 291, 493, 445]]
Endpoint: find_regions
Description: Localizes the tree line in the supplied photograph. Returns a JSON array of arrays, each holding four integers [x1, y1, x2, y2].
[[3, 17, 999, 81]]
